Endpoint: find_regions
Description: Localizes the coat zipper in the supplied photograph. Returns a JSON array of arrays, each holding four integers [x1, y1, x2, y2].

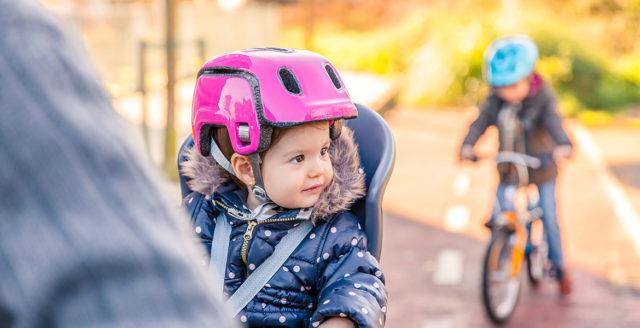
[[214, 200, 301, 272], [241, 221, 257, 265], [241, 216, 300, 267]]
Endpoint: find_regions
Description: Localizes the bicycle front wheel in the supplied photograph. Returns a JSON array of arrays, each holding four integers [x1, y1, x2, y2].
[[482, 232, 521, 325]]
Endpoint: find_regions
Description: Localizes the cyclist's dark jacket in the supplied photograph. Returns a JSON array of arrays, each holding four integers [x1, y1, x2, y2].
[[180, 127, 387, 328], [461, 74, 573, 184]]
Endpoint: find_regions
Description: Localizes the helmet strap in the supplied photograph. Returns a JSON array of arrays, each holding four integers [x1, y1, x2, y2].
[[210, 137, 237, 177], [249, 153, 270, 203], [210, 137, 270, 202]]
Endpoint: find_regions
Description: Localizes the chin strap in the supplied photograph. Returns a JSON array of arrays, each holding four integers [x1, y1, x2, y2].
[[210, 137, 271, 203], [210, 136, 237, 176], [248, 153, 269, 203]]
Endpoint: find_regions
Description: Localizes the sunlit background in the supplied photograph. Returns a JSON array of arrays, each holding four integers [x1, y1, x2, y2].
[[40, 0, 640, 168], [38, 0, 640, 326], [42, 0, 640, 109]]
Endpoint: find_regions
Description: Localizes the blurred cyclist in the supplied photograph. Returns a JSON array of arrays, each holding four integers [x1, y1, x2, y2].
[[458, 35, 573, 296]]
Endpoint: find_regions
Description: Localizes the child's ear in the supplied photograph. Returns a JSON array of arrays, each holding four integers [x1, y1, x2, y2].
[[230, 153, 254, 187]]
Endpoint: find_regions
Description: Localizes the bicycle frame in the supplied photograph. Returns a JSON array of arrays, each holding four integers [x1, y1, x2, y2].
[[497, 151, 544, 269], [481, 151, 547, 324]]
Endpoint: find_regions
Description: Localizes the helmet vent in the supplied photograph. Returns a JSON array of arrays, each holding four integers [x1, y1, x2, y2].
[[324, 64, 343, 90], [278, 67, 302, 95]]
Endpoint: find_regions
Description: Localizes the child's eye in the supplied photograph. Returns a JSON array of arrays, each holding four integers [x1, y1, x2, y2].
[[320, 147, 328, 156], [291, 154, 304, 163]]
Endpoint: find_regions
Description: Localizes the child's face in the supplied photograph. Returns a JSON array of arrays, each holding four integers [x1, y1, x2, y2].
[[260, 122, 334, 209], [494, 77, 530, 104]]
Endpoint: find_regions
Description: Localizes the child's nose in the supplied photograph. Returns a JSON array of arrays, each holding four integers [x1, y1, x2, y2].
[[308, 157, 326, 177]]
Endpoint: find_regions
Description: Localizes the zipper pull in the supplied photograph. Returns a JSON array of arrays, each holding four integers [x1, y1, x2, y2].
[[244, 220, 257, 241]]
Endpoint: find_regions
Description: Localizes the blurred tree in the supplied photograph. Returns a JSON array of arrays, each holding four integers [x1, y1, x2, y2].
[[163, 0, 177, 177]]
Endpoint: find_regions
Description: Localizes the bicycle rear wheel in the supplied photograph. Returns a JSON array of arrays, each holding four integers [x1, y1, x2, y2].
[[482, 231, 521, 325]]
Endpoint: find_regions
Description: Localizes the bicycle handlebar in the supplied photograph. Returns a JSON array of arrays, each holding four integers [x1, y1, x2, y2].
[[470, 152, 553, 169], [495, 151, 541, 169], [468, 151, 554, 185]]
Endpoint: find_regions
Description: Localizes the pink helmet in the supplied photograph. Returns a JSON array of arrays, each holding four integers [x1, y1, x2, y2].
[[192, 47, 357, 157], [191, 48, 358, 201]]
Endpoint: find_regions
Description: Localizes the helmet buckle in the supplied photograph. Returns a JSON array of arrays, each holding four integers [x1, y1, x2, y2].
[[238, 123, 250, 142], [252, 185, 268, 202]]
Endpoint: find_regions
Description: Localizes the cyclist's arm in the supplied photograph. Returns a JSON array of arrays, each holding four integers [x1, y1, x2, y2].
[[461, 94, 500, 147], [541, 96, 573, 161], [541, 96, 573, 148]]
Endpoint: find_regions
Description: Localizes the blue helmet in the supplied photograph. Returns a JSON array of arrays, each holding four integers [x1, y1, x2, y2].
[[483, 35, 538, 87]]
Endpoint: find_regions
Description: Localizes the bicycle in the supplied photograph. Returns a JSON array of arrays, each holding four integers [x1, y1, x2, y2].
[[479, 151, 551, 325]]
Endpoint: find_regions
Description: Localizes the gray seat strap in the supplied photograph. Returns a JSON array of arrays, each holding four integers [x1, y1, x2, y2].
[[227, 219, 313, 316], [209, 208, 314, 317], [209, 212, 231, 297]]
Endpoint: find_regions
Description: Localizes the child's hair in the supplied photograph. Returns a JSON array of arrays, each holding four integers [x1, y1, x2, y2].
[[212, 121, 330, 189]]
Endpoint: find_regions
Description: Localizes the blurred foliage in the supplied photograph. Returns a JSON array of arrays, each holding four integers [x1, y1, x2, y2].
[[578, 110, 613, 126], [282, 0, 640, 115], [533, 29, 640, 114]]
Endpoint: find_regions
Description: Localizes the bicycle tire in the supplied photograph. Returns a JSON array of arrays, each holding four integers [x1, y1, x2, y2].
[[482, 231, 521, 325]]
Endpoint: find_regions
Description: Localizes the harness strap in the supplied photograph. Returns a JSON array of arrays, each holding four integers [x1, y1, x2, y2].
[[210, 207, 314, 317], [209, 212, 231, 297], [227, 220, 313, 316]]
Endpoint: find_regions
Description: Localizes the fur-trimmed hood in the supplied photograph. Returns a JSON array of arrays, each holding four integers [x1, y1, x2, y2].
[[180, 127, 366, 222]]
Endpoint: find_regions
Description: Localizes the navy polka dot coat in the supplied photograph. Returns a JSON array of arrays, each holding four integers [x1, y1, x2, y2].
[[180, 127, 387, 327]]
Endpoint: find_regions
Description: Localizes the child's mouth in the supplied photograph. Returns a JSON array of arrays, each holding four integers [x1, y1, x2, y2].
[[302, 184, 323, 193]]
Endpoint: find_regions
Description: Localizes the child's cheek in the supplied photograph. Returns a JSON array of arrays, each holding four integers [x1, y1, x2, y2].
[[321, 162, 333, 186]]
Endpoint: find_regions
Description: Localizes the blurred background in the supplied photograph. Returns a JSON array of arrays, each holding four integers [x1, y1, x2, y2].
[[41, 0, 640, 326]]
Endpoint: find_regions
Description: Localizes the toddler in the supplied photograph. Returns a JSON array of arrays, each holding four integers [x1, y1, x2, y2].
[[182, 48, 387, 327]]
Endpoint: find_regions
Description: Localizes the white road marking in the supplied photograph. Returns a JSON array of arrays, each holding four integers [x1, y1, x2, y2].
[[453, 171, 471, 195], [444, 206, 469, 231], [433, 249, 464, 285], [573, 125, 640, 259]]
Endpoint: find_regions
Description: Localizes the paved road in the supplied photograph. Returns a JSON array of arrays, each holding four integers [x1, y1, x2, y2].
[[381, 212, 640, 328], [379, 107, 640, 327]]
